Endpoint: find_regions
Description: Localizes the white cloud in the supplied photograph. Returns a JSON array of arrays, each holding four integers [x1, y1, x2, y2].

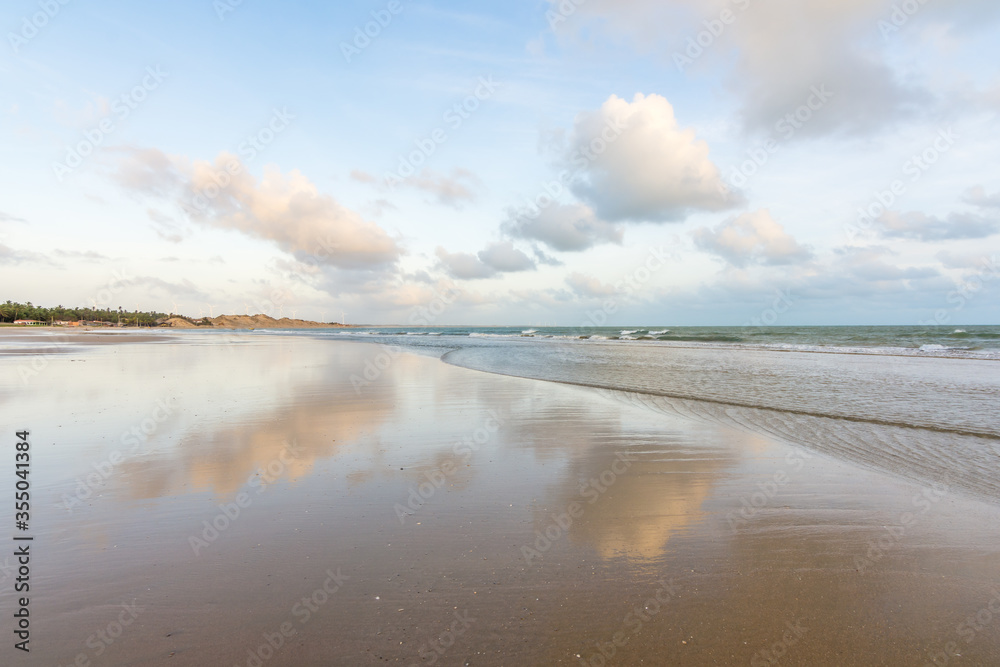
[[546, 0, 952, 137], [114, 148, 402, 270], [531, 245, 564, 266], [435, 247, 496, 280], [478, 241, 536, 272], [503, 203, 623, 251], [435, 241, 536, 280], [565, 93, 738, 222], [693, 209, 812, 266]]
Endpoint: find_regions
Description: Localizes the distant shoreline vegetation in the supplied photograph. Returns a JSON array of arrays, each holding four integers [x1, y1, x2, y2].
[[0, 301, 344, 329], [0, 300, 188, 327]]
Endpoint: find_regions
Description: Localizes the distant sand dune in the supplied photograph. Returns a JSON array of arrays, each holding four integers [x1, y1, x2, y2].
[[161, 314, 347, 329]]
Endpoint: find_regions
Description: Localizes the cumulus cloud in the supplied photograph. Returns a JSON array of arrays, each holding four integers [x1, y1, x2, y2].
[[565, 93, 738, 222], [435, 241, 536, 280], [435, 247, 496, 280], [478, 241, 536, 272], [503, 203, 623, 251], [877, 210, 1000, 241], [546, 0, 949, 137], [693, 209, 813, 266], [113, 148, 402, 270]]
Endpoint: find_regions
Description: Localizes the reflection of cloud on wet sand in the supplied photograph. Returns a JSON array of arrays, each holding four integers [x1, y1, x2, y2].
[[524, 392, 738, 563], [119, 399, 391, 499], [568, 449, 725, 561], [115, 344, 402, 500]]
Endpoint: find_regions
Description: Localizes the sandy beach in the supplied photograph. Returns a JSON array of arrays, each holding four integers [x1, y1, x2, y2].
[[3, 331, 999, 666]]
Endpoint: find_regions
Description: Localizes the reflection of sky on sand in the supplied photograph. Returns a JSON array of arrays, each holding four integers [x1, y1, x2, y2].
[[567, 449, 724, 561], [15, 333, 775, 570], [115, 336, 745, 566], [509, 392, 741, 564], [109, 341, 492, 500], [21, 336, 532, 505], [7, 335, 335, 482]]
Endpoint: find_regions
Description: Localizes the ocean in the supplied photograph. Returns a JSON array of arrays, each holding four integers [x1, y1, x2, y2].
[[310, 324, 1000, 357]]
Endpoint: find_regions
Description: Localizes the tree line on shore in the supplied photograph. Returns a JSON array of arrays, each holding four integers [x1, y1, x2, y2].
[[0, 300, 183, 326]]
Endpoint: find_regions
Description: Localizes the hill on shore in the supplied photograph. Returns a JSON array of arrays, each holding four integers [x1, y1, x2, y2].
[[160, 314, 348, 329]]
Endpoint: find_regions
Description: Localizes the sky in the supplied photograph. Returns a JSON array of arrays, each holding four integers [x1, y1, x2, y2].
[[1, 0, 999, 326]]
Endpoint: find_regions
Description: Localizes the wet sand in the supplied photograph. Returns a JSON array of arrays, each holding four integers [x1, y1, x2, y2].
[[0, 328, 173, 355], [3, 334, 999, 665]]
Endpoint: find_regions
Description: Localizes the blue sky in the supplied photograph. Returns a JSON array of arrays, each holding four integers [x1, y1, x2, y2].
[[2, 0, 999, 325]]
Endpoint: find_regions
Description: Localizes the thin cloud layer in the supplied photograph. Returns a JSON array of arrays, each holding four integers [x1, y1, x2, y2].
[[566, 272, 619, 298], [566, 93, 737, 222], [0, 243, 51, 266], [964, 185, 1000, 209], [405, 168, 480, 207], [53, 249, 111, 262], [828, 245, 939, 283], [350, 169, 377, 184], [878, 210, 1000, 241], [0, 211, 27, 224]]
